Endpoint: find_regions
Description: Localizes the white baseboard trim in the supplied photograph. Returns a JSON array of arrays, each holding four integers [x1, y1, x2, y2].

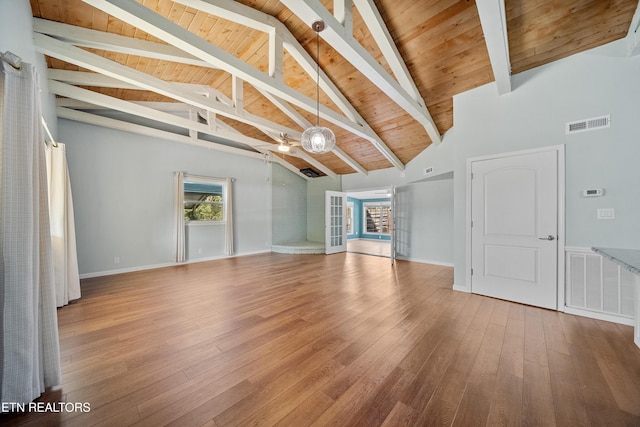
[[79, 249, 271, 279], [453, 283, 470, 293], [396, 256, 454, 268], [563, 306, 634, 326]]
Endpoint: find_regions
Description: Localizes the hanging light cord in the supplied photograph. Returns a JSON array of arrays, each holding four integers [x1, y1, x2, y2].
[[315, 29, 320, 127]]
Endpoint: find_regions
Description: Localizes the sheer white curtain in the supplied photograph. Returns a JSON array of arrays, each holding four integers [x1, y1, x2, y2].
[[173, 171, 185, 262], [45, 143, 81, 307], [224, 177, 234, 255], [0, 55, 61, 404]]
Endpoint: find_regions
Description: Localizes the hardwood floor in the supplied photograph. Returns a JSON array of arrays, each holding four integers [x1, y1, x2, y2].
[[347, 239, 391, 258], [3, 252, 640, 426]]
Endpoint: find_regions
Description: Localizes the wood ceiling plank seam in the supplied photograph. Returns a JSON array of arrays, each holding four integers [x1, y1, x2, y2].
[[376, 0, 466, 46], [509, 11, 635, 73], [509, 11, 632, 54], [352, 0, 423, 102], [106, 12, 124, 34], [167, 2, 187, 25], [187, 10, 210, 35], [81, 0, 405, 169], [390, 1, 478, 55], [92, 8, 110, 32]]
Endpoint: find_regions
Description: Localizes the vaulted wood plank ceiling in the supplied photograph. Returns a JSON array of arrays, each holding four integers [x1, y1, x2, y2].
[[30, 0, 639, 177]]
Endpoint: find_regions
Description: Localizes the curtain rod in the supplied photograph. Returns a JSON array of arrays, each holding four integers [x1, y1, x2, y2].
[[1, 52, 59, 148], [41, 117, 58, 148], [180, 172, 235, 182], [0, 51, 22, 71]]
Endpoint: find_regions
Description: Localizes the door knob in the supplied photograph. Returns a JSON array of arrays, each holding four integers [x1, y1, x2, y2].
[[538, 235, 555, 241]]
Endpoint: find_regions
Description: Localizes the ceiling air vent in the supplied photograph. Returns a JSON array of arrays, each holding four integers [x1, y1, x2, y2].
[[566, 115, 610, 135], [300, 168, 321, 178]]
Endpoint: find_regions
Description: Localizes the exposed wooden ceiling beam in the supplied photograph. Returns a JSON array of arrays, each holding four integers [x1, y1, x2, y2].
[[476, 0, 512, 95], [81, 0, 404, 170], [57, 107, 310, 180], [48, 79, 261, 149], [280, 0, 441, 145], [173, 0, 385, 171], [49, 79, 336, 177], [34, 33, 302, 138], [32, 17, 216, 69], [627, 1, 640, 56]]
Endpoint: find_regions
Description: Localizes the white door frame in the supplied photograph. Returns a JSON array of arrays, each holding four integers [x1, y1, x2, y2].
[[465, 145, 566, 310], [325, 190, 347, 254]]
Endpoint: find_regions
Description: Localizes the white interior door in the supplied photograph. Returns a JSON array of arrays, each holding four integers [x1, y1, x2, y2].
[[325, 191, 347, 254], [471, 149, 559, 309]]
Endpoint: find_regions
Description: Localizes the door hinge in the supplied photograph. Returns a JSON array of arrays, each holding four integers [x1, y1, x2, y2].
[[471, 268, 474, 275], [471, 220, 473, 227]]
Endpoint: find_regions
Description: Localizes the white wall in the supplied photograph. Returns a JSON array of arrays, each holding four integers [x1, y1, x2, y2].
[[395, 179, 454, 266], [0, 0, 57, 138], [340, 138, 455, 265], [307, 175, 341, 242], [272, 164, 307, 244], [59, 119, 273, 276], [451, 39, 640, 289]]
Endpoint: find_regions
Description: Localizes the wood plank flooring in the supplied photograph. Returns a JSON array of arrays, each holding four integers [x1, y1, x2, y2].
[[2, 252, 640, 426], [347, 239, 391, 258]]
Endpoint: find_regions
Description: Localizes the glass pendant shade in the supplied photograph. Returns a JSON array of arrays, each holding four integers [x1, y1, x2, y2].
[[301, 20, 336, 155], [301, 126, 336, 154]]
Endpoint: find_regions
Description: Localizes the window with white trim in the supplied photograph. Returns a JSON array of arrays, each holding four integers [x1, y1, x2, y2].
[[184, 177, 226, 223], [346, 201, 354, 235], [363, 202, 391, 235]]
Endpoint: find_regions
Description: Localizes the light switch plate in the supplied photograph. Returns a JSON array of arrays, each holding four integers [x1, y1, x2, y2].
[[597, 208, 615, 220]]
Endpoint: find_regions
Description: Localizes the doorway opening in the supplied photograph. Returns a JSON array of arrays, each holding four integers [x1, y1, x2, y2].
[[345, 187, 393, 259]]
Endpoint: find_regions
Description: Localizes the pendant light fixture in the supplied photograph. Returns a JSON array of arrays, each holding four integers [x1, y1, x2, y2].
[[301, 20, 336, 154]]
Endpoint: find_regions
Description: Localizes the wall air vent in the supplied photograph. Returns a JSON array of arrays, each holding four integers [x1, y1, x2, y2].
[[566, 115, 610, 135]]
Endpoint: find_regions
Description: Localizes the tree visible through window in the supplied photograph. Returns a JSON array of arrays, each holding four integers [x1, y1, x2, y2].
[[184, 181, 224, 222]]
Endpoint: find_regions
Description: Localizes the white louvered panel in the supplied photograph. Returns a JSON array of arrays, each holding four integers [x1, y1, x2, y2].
[[568, 253, 585, 307], [602, 257, 620, 313], [620, 268, 635, 317], [585, 254, 601, 310], [565, 248, 634, 321]]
